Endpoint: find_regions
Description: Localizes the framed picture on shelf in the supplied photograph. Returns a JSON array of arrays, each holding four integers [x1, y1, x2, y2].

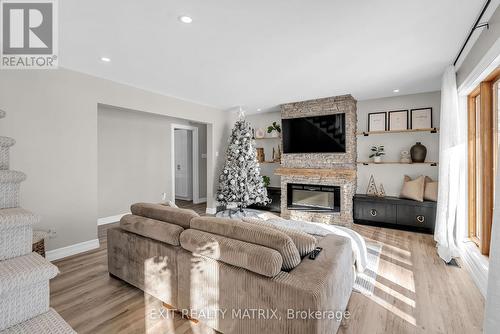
[[388, 110, 408, 131], [410, 108, 433, 129], [368, 112, 387, 132]]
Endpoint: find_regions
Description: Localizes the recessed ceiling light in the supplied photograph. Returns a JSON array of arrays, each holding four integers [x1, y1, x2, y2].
[[393, 89, 400, 93], [257, 108, 262, 112], [101, 57, 111, 62], [178, 16, 193, 24]]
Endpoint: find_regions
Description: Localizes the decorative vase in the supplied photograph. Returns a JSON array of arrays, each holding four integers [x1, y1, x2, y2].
[[410, 142, 427, 163], [373, 156, 382, 163], [255, 128, 265, 139]]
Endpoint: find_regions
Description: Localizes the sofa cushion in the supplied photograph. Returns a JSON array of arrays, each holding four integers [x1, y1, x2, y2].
[[180, 229, 282, 277], [190, 217, 301, 270], [242, 217, 317, 257], [130, 203, 199, 229], [120, 214, 184, 246]]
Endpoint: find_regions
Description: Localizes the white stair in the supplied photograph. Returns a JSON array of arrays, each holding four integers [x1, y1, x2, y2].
[[0, 253, 59, 330], [0, 171, 26, 209], [0, 208, 39, 261], [0, 110, 74, 332], [0, 137, 15, 171], [0, 309, 75, 334]]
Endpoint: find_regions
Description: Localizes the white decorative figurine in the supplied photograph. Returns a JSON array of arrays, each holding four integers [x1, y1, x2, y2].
[[400, 150, 411, 164]]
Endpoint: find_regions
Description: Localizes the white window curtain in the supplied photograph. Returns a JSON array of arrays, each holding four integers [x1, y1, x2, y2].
[[434, 65, 466, 263]]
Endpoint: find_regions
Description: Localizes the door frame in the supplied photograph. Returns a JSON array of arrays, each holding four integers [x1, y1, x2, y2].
[[171, 124, 200, 204]]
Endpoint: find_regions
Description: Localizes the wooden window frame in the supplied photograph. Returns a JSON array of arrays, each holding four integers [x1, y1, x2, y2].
[[468, 90, 479, 247], [468, 67, 500, 255]]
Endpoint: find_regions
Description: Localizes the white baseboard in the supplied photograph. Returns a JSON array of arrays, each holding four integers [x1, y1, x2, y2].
[[194, 197, 207, 204], [175, 196, 193, 201], [460, 241, 489, 297], [46, 239, 100, 262], [97, 213, 129, 226], [206, 207, 216, 215]]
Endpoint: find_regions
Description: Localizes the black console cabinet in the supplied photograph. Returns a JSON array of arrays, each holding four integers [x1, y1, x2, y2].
[[354, 194, 436, 233]]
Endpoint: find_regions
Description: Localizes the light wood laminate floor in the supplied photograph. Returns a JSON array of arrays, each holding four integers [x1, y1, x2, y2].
[[50, 202, 484, 334]]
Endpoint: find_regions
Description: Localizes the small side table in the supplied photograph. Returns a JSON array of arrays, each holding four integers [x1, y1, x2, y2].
[[32, 230, 48, 257]]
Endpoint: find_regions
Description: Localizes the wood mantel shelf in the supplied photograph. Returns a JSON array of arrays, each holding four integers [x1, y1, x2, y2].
[[274, 167, 356, 178], [356, 128, 439, 136]]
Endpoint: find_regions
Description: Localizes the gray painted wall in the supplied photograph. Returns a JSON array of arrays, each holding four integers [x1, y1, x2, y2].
[[0, 69, 230, 251], [249, 91, 440, 197], [457, 4, 500, 86], [357, 91, 441, 196], [98, 105, 207, 218]]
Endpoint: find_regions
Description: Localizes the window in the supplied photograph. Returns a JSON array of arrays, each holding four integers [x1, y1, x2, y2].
[[468, 67, 500, 255]]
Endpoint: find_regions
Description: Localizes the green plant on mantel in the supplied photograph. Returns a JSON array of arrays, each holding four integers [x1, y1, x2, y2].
[[267, 122, 281, 134], [262, 175, 271, 188]]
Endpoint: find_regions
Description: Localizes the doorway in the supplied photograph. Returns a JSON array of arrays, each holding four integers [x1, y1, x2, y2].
[[171, 124, 200, 204]]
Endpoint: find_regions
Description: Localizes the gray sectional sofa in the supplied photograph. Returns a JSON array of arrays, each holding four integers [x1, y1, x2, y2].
[[107, 203, 353, 334]]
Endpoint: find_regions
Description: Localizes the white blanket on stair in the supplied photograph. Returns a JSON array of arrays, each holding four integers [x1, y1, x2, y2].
[[265, 218, 368, 273]]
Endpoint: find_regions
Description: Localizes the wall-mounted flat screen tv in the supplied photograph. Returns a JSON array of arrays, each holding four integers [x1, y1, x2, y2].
[[282, 113, 346, 153]]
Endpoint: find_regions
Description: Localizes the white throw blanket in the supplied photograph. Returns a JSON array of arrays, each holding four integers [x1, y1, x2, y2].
[[264, 218, 368, 273]]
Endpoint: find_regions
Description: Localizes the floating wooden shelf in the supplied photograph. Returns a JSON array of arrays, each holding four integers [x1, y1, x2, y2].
[[357, 128, 439, 136], [259, 161, 281, 164], [357, 161, 438, 166], [254, 137, 281, 140]]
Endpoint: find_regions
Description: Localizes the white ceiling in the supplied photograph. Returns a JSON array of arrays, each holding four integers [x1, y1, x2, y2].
[[60, 0, 486, 113]]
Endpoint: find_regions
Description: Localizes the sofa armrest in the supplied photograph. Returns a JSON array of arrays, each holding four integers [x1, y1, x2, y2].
[[287, 233, 353, 286], [269, 234, 354, 312]]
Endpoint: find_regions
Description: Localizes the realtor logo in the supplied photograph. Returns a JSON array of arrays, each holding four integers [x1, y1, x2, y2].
[[1, 0, 58, 69]]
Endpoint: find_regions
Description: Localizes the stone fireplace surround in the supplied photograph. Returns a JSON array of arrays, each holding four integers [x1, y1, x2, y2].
[[276, 95, 357, 227]]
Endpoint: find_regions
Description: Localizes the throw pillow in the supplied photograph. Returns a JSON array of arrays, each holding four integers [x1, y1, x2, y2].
[[424, 176, 438, 202], [400, 175, 425, 202]]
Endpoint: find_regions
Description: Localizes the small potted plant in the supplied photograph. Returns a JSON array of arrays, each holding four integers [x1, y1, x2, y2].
[[267, 122, 281, 138], [262, 175, 271, 188], [369, 145, 385, 163]]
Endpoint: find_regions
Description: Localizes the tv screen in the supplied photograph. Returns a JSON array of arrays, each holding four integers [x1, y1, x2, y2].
[[282, 114, 346, 153]]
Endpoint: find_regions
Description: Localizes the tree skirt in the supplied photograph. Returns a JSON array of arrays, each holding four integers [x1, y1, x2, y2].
[[215, 209, 268, 219]]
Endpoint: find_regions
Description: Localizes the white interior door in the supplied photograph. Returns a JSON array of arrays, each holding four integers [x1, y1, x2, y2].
[[174, 129, 193, 200]]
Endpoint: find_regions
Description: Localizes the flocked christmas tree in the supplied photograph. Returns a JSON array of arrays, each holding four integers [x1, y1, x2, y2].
[[217, 108, 270, 212]]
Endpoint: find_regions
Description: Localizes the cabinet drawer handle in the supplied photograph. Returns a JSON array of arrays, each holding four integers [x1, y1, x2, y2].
[[416, 215, 425, 223], [370, 209, 377, 217]]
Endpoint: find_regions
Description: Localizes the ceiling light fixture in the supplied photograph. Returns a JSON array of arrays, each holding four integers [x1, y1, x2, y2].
[[393, 89, 400, 93], [257, 108, 262, 112], [178, 16, 193, 24], [101, 57, 111, 62]]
